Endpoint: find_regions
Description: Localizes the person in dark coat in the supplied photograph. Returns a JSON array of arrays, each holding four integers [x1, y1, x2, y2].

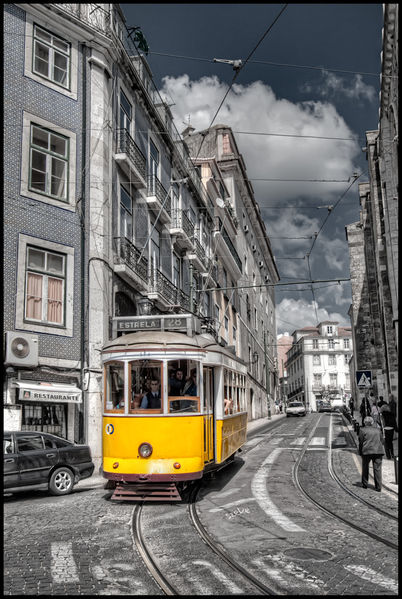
[[168, 369, 185, 396], [380, 403, 398, 459], [358, 416, 384, 491], [349, 397, 354, 417], [359, 396, 371, 426], [377, 396, 386, 409], [140, 379, 161, 409]]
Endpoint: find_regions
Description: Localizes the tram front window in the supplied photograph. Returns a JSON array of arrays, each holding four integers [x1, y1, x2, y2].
[[168, 360, 200, 413], [129, 360, 163, 413], [105, 362, 125, 412]]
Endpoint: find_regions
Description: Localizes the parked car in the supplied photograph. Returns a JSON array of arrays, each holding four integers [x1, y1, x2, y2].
[[317, 400, 332, 412], [286, 401, 307, 417], [4, 431, 94, 496]]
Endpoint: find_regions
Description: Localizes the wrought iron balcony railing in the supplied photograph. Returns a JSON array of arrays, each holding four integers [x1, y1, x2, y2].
[[169, 208, 195, 239], [117, 129, 146, 180], [150, 267, 191, 311], [147, 175, 171, 213], [117, 237, 148, 282]]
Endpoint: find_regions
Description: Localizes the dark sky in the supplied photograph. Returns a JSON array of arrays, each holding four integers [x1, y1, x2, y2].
[[120, 3, 384, 333]]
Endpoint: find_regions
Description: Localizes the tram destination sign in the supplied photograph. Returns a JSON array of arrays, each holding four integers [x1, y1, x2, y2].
[[114, 314, 199, 335]]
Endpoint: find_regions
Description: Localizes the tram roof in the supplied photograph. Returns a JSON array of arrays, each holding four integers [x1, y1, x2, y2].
[[102, 331, 244, 362]]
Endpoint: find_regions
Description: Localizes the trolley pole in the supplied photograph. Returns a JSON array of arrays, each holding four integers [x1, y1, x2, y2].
[[264, 331, 271, 419]]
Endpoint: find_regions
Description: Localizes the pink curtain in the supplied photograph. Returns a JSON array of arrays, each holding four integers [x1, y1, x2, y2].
[[47, 277, 63, 323], [26, 273, 42, 319]]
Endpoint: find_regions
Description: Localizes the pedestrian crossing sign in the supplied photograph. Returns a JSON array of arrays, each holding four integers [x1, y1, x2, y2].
[[356, 370, 372, 388]]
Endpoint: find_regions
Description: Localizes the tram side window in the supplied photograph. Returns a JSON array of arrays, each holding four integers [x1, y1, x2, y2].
[[224, 369, 246, 415], [168, 359, 200, 413], [105, 362, 125, 412], [129, 360, 163, 413]]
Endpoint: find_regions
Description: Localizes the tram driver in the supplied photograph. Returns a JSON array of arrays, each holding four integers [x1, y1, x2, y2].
[[140, 379, 161, 409]]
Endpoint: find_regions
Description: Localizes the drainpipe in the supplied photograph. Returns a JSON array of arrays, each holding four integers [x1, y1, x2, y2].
[[80, 43, 87, 443]]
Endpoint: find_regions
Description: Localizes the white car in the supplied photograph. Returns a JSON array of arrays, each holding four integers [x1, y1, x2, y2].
[[286, 401, 307, 417]]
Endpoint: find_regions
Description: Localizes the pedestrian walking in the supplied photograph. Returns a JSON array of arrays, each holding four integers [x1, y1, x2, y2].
[[358, 416, 384, 491], [371, 399, 381, 428], [380, 403, 398, 459], [378, 395, 386, 408], [349, 396, 354, 417], [359, 396, 371, 426], [388, 394, 397, 418]]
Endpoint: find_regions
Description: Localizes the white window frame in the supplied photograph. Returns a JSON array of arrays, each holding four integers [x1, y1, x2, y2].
[[21, 112, 77, 210], [16, 234, 74, 336], [24, 15, 78, 100]]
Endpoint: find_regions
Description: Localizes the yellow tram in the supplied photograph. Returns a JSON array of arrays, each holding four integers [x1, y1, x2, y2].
[[101, 330, 248, 500]]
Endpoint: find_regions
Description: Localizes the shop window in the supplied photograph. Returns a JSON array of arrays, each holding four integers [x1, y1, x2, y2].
[[167, 359, 199, 413], [105, 362, 125, 412], [129, 360, 163, 413], [21, 404, 67, 438]]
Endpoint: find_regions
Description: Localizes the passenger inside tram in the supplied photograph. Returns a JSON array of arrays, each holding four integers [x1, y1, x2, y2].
[[140, 379, 161, 409]]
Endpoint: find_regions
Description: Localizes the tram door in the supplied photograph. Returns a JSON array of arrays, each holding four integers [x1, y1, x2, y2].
[[203, 367, 214, 463]]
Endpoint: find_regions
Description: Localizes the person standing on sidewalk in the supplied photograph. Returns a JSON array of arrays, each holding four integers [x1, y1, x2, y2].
[[380, 402, 398, 459], [349, 396, 355, 417], [358, 416, 384, 491], [360, 395, 371, 426]]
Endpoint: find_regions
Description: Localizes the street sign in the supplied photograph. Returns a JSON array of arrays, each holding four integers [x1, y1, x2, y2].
[[356, 370, 372, 388]]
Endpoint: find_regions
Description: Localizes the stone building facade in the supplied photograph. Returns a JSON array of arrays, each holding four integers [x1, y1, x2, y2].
[[345, 4, 398, 411], [285, 322, 353, 412], [184, 126, 280, 420]]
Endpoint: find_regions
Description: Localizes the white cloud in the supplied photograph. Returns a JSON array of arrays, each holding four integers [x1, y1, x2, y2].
[[275, 297, 350, 335], [301, 71, 376, 103], [160, 74, 357, 330]]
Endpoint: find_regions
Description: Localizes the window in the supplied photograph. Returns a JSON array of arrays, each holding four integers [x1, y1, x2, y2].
[[254, 308, 258, 330], [17, 435, 44, 452], [313, 339, 319, 349], [120, 90, 132, 132], [29, 124, 69, 201], [150, 226, 160, 270], [344, 338, 350, 349], [329, 373, 337, 387], [313, 355, 321, 365], [327, 326, 333, 335], [33, 25, 70, 89], [173, 253, 181, 288], [328, 339, 335, 349], [232, 326, 237, 343], [345, 354, 350, 364], [224, 315, 229, 334], [105, 362, 125, 412], [222, 133, 233, 155], [313, 373, 322, 385], [129, 360, 164, 413], [215, 304, 220, 326], [149, 139, 159, 178], [222, 267, 228, 292], [328, 355, 336, 366], [25, 247, 65, 325], [120, 185, 133, 240]]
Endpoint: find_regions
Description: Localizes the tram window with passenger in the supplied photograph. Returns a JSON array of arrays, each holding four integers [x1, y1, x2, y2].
[[224, 369, 246, 415], [105, 362, 125, 412], [168, 359, 200, 413], [129, 360, 162, 413]]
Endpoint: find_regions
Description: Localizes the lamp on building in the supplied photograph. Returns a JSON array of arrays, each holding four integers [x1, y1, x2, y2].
[[137, 297, 153, 316]]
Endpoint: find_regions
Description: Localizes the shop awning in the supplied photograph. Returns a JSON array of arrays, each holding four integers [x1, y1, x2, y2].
[[14, 381, 82, 404]]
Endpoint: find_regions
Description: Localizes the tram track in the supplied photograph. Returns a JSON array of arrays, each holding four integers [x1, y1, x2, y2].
[[131, 485, 280, 595], [293, 415, 398, 552]]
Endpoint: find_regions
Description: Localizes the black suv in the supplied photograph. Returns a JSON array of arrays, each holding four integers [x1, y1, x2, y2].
[[4, 431, 94, 496]]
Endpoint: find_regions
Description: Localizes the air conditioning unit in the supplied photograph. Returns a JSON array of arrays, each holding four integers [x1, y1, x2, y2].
[[5, 332, 39, 367], [243, 225, 249, 233], [258, 261, 264, 268], [251, 244, 257, 252]]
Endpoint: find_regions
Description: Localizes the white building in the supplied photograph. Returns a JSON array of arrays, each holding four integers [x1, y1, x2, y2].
[[285, 322, 353, 412]]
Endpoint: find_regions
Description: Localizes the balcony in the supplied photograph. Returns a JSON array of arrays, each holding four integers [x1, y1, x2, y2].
[[146, 176, 171, 224], [187, 236, 209, 273], [214, 217, 242, 275], [113, 237, 149, 292], [168, 209, 195, 250], [114, 129, 147, 187], [55, 4, 111, 36], [148, 267, 191, 311]]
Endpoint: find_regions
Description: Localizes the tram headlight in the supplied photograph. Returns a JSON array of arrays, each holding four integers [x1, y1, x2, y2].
[[138, 442, 153, 458]]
